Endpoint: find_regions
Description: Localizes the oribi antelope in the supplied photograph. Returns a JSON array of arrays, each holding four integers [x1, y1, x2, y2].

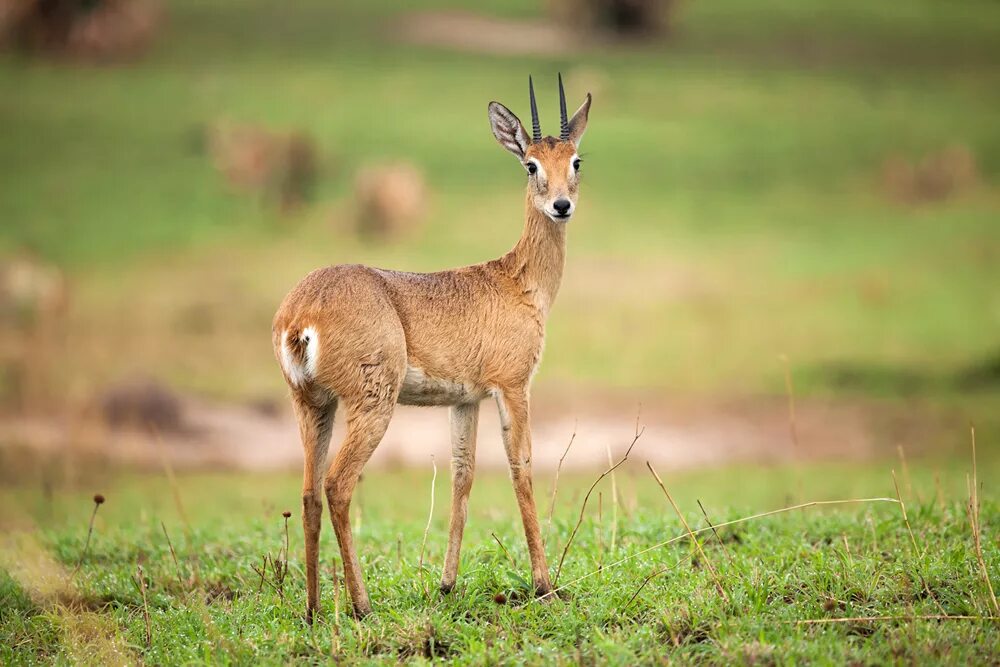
[[273, 75, 592, 620]]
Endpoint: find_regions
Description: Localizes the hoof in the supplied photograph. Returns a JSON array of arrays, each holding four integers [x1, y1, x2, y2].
[[352, 604, 372, 620], [439, 583, 454, 595], [305, 607, 316, 625]]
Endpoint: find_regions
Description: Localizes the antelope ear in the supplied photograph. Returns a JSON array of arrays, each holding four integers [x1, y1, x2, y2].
[[488, 101, 530, 159], [567, 93, 592, 148]]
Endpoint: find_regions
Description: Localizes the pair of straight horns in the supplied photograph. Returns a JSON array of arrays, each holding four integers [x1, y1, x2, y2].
[[528, 73, 570, 143]]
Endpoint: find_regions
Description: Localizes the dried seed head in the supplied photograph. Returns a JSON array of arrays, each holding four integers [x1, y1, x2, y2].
[[493, 592, 507, 605], [93, 494, 106, 505], [282, 511, 292, 519]]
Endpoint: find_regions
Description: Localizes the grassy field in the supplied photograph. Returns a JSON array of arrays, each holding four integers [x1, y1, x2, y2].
[[2, 1, 1000, 663], [1, 0, 998, 409], [2, 456, 999, 664]]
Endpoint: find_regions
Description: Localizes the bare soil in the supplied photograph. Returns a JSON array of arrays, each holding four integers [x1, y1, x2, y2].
[[0, 392, 950, 473], [393, 11, 578, 57]]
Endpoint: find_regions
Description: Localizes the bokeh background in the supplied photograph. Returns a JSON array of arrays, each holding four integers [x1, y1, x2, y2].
[[1, 0, 999, 480]]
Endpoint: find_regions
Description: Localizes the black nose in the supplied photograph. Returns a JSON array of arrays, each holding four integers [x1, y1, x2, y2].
[[553, 199, 571, 215]]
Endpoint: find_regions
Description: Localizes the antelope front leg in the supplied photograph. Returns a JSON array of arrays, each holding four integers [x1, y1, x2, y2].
[[496, 389, 552, 596], [440, 402, 480, 594]]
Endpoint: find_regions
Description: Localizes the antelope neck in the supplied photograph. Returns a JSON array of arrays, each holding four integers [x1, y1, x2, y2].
[[502, 192, 567, 315]]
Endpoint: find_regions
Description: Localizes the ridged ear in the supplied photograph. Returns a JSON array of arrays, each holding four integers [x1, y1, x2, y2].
[[488, 101, 530, 159], [567, 93, 592, 148]]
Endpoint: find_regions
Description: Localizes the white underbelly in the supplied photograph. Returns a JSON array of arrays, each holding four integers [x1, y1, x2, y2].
[[397, 365, 488, 407]]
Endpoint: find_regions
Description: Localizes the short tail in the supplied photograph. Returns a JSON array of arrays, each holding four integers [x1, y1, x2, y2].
[[279, 326, 319, 387]]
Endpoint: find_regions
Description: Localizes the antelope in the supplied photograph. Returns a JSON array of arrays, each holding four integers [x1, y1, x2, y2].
[[273, 75, 591, 621]]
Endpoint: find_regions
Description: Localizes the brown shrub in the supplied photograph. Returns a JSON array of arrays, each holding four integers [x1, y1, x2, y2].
[[0, 0, 162, 61], [548, 0, 679, 38], [881, 144, 980, 205], [206, 123, 317, 211], [0, 252, 69, 411], [353, 161, 427, 241], [205, 123, 318, 213], [98, 375, 184, 434]]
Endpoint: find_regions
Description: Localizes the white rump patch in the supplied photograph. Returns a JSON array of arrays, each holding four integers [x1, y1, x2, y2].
[[280, 326, 320, 388]]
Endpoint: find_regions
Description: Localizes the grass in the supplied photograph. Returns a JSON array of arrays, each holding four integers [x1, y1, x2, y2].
[[2, 453, 999, 664], [1, 2, 999, 660], [0, 0, 998, 411]]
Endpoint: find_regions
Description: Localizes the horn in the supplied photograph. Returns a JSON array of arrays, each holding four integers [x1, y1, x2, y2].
[[529, 75, 542, 143], [558, 72, 569, 141]]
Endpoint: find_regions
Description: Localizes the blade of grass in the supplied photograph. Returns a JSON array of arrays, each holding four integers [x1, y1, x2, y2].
[[967, 425, 999, 615], [647, 462, 730, 603], [418, 455, 437, 599], [539, 497, 899, 601], [697, 499, 735, 566], [553, 417, 644, 585], [545, 421, 577, 537]]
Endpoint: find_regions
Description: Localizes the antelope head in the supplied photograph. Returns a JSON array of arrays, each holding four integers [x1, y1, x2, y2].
[[488, 74, 592, 223]]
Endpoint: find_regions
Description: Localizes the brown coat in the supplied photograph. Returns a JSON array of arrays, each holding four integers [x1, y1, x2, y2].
[[272, 86, 591, 620]]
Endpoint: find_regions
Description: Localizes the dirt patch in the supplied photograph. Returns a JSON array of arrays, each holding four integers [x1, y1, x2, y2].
[[393, 11, 577, 57], [0, 392, 950, 473]]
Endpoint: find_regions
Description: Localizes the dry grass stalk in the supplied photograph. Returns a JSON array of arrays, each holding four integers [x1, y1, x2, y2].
[[252, 556, 267, 596], [619, 563, 680, 613], [795, 615, 997, 625], [867, 514, 879, 553], [270, 551, 288, 600], [160, 520, 184, 588], [647, 462, 730, 603], [546, 422, 577, 536], [891, 469, 919, 555], [250, 555, 284, 599], [330, 564, 341, 657], [135, 564, 152, 647], [891, 469, 946, 615], [933, 471, 945, 511], [966, 425, 999, 615], [552, 418, 644, 585], [281, 511, 292, 563], [606, 443, 619, 554], [540, 497, 899, 601], [151, 430, 191, 537], [72, 493, 105, 578], [842, 533, 854, 568], [491, 532, 517, 568], [896, 444, 919, 503], [597, 491, 604, 571], [697, 499, 735, 565], [418, 456, 437, 598]]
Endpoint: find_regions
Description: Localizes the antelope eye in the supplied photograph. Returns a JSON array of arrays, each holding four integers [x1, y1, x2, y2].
[[573, 158, 581, 172], [526, 163, 538, 175]]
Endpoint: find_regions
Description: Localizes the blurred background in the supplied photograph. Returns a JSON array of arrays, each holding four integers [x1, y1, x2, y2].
[[1, 0, 998, 482]]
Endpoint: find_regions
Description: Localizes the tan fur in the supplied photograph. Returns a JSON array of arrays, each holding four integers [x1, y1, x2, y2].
[[273, 90, 591, 620]]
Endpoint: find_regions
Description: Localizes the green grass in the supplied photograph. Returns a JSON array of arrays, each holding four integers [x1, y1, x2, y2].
[[2, 459, 999, 664], [1, 0, 998, 408], [2, 4, 999, 660]]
